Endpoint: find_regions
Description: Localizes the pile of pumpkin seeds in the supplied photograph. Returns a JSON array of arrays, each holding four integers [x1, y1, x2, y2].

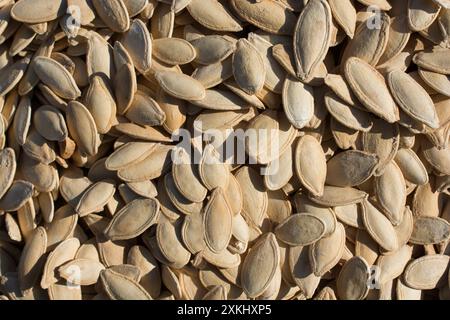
[[0, 0, 449, 301]]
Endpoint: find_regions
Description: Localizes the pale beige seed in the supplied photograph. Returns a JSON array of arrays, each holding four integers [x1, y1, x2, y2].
[[377, 245, 413, 285], [324, 92, 373, 132], [59, 167, 92, 206], [282, 76, 314, 129], [153, 38, 196, 65], [0, 180, 33, 212], [388, 69, 439, 129], [172, 147, 207, 203], [203, 188, 233, 254], [0, 148, 16, 199], [86, 31, 112, 79], [355, 229, 379, 267], [115, 63, 137, 115], [66, 101, 100, 157], [264, 145, 293, 191], [374, 161, 406, 226], [235, 166, 268, 228], [224, 173, 243, 217], [58, 258, 105, 286], [33, 105, 67, 142], [105, 198, 160, 241], [117, 144, 173, 182], [41, 238, 80, 289], [361, 199, 398, 252], [394, 148, 429, 185], [22, 127, 56, 165], [127, 245, 161, 299], [150, 3, 174, 39], [295, 135, 327, 197], [100, 268, 152, 300], [324, 74, 361, 108], [336, 256, 370, 300], [12, 95, 32, 146], [4, 212, 21, 242], [18, 227, 47, 292], [191, 89, 248, 111], [230, 0, 296, 35], [410, 216, 450, 245], [326, 150, 378, 187], [106, 142, 157, 171], [75, 180, 116, 217], [310, 186, 368, 207], [395, 206, 414, 247], [126, 180, 157, 199], [344, 57, 399, 123], [408, 0, 441, 32], [11, 0, 66, 24], [413, 48, 450, 74], [125, 90, 165, 127], [310, 222, 345, 276], [191, 35, 235, 66], [379, 15, 411, 66], [192, 59, 233, 89], [181, 211, 206, 254], [397, 278, 422, 300], [84, 75, 117, 134], [92, 0, 130, 33], [328, 0, 356, 38], [45, 205, 78, 251], [0, 55, 30, 97], [403, 255, 450, 290], [418, 68, 450, 96], [33, 56, 81, 100], [187, 0, 242, 32], [421, 140, 450, 175], [275, 213, 326, 246], [156, 217, 191, 269], [412, 181, 441, 218], [199, 144, 229, 191], [241, 233, 279, 299], [232, 38, 266, 95], [248, 32, 286, 94], [293, 0, 332, 81], [121, 19, 152, 74], [154, 71, 205, 101]]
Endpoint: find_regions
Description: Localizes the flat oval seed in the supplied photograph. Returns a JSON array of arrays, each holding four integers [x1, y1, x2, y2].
[[410, 217, 450, 245], [0, 180, 33, 212], [408, 0, 441, 32], [66, 101, 99, 157], [232, 39, 266, 95], [387, 69, 439, 129], [105, 198, 160, 240], [418, 68, 450, 96], [394, 148, 428, 185], [100, 269, 152, 300], [230, 0, 296, 35], [75, 181, 116, 217], [199, 144, 229, 191], [121, 19, 152, 73], [106, 142, 157, 171], [152, 38, 196, 65], [295, 135, 327, 197], [336, 256, 370, 300], [413, 49, 450, 75], [282, 76, 314, 129], [326, 150, 378, 187], [187, 0, 242, 32], [92, 0, 130, 33], [33, 105, 67, 142], [377, 244, 413, 285], [309, 222, 345, 276], [241, 233, 279, 298], [374, 161, 406, 226], [18, 227, 47, 292], [11, 0, 66, 24], [191, 35, 235, 66], [33, 56, 81, 100], [310, 186, 368, 207], [344, 57, 399, 123], [403, 255, 450, 290], [328, 0, 356, 38], [293, 0, 332, 81], [58, 258, 105, 285], [156, 217, 191, 268], [275, 213, 326, 246], [154, 71, 205, 101], [203, 188, 233, 254], [361, 200, 398, 252]]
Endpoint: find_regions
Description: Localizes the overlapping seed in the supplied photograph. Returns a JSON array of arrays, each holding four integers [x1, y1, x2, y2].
[[0, 0, 448, 302]]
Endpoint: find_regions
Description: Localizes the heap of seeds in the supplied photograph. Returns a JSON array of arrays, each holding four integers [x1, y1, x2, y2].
[[0, 0, 449, 300]]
